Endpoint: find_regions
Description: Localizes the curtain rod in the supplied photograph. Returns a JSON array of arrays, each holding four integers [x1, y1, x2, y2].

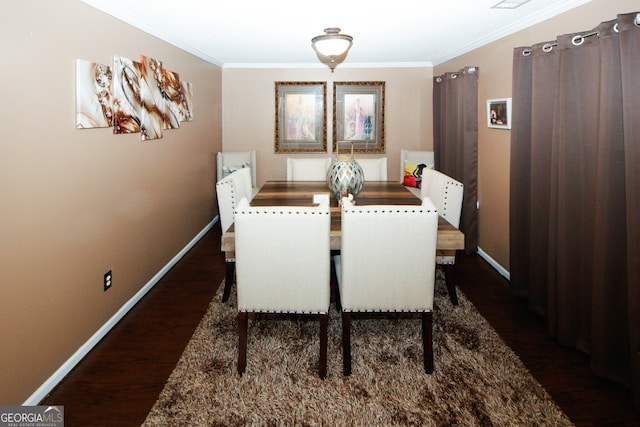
[[522, 29, 602, 56], [521, 12, 640, 56]]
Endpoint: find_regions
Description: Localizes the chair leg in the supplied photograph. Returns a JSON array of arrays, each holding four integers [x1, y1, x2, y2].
[[238, 312, 248, 376], [422, 311, 434, 373], [444, 264, 459, 306], [342, 312, 352, 376], [222, 261, 235, 302], [331, 251, 342, 312], [319, 313, 328, 379], [334, 280, 342, 312]]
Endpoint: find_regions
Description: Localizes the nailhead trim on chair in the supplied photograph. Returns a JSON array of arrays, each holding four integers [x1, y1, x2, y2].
[[342, 208, 437, 214], [441, 180, 464, 220], [216, 180, 237, 209], [239, 309, 329, 315], [438, 180, 463, 266], [235, 209, 330, 216], [443, 185, 449, 216], [342, 308, 430, 313]]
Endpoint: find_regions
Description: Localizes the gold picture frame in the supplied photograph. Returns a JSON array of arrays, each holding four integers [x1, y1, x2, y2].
[[333, 81, 385, 153], [275, 81, 327, 153]]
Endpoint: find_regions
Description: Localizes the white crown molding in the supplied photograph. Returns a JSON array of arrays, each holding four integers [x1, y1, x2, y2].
[[80, 0, 223, 66], [222, 61, 433, 69]]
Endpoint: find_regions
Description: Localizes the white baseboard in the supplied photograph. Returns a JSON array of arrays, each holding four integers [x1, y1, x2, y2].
[[477, 247, 510, 280], [24, 217, 219, 405]]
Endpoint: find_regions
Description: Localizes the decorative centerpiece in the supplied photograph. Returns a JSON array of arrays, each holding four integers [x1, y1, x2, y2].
[[326, 141, 364, 201]]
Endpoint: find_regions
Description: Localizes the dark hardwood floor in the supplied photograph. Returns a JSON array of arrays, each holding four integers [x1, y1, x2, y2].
[[42, 223, 640, 426]]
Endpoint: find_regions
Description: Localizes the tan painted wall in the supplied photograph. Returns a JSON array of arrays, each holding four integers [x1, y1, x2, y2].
[[1, 0, 222, 403], [222, 67, 434, 184], [434, 0, 638, 271]]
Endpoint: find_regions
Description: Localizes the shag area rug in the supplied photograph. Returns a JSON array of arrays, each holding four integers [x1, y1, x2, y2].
[[143, 276, 573, 426]]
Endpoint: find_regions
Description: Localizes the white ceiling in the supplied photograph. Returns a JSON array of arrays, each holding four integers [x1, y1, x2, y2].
[[80, 0, 591, 68]]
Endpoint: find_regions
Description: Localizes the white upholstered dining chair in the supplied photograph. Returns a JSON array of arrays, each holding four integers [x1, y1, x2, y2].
[[215, 167, 254, 302], [355, 157, 388, 181], [334, 196, 439, 375], [217, 150, 259, 196], [400, 149, 435, 197], [420, 168, 464, 305], [286, 157, 332, 181], [234, 197, 331, 379]]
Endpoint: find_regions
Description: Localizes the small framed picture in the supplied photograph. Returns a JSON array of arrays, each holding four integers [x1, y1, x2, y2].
[[274, 81, 327, 153], [487, 98, 512, 130]]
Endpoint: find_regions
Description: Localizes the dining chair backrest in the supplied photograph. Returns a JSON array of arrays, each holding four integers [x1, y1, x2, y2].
[[217, 150, 258, 190], [337, 197, 438, 312], [286, 157, 332, 181], [420, 168, 463, 229], [234, 197, 331, 313], [355, 157, 388, 181], [215, 167, 253, 233], [399, 149, 435, 181]]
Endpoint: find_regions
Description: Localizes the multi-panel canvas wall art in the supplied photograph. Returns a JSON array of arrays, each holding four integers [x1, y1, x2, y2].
[[75, 55, 193, 140]]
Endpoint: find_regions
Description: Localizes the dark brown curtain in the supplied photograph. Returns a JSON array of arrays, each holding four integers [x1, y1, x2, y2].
[[433, 67, 479, 254], [510, 12, 640, 409]]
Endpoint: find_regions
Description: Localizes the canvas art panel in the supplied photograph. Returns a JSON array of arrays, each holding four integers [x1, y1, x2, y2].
[[138, 56, 164, 140], [161, 68, 182, 130], [112, 56, 142, 134], [75, 59, 113, 129], [179, 81, 194, 122]]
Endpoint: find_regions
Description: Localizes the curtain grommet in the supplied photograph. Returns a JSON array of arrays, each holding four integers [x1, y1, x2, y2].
[[572, 35, 585, 46]]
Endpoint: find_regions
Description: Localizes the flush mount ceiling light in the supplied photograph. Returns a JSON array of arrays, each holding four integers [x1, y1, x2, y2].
[[311, 27, 353, 72]]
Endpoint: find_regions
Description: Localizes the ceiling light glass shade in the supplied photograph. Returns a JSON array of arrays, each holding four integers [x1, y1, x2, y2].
[[312, 28, 353, 58]]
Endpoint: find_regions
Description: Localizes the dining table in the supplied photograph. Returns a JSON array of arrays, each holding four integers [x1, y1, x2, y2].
[[221, 180, 465, 254], [218, 180, 465, 302]]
